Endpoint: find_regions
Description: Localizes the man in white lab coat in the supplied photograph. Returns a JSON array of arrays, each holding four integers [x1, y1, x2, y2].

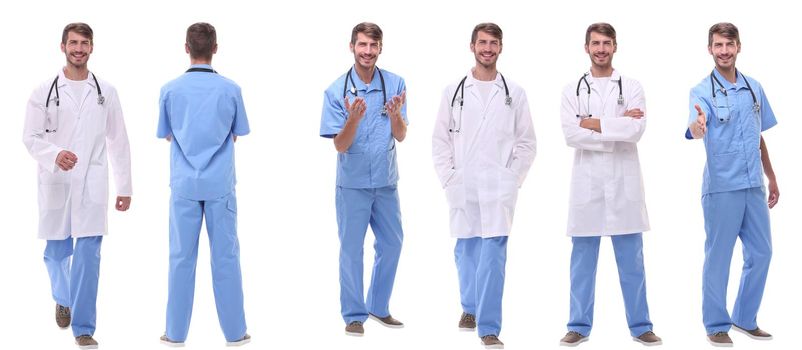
[[23, 22, 132, 350], [433, 23, 536, 350], [558, 23, 659, 347]]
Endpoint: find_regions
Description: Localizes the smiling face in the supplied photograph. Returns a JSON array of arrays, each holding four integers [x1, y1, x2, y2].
[[350, 32, 381, 71], [471, 30, 502, 70], [585, 31, 616, 71], [61, 31, 93, 69], [709, 33, 740, 71]]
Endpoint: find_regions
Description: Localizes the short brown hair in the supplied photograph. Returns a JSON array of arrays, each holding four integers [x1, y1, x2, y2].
[[708, 22, 740, 46], [351, 22, 383, 45], [585, 22, 616, 45], [471, 23, 502, 44], [186, 22, 216, 60], [62, 23, 93, 45]]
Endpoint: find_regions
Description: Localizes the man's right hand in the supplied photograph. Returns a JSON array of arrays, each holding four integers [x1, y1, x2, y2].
[[690, 104, 707, 139], [56, 150, 78, 171], [345, 96, 367, 121]]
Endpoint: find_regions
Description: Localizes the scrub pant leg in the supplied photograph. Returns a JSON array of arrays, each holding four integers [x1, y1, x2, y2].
[[166, 193, 204, 342], [731, 188, 772, 330], [365, 186, 403, 318], [567, 236, 600, 336], [611, 233, 653, 337], [455, 236, 508, 337], [337, 186, 404, 323], [702, 189, 759, 334], [44, 236, 102, 337], [205, 192, 247, 342]]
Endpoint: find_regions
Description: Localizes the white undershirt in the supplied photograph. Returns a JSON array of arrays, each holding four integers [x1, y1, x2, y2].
[[65, 77, 90, 109], [475, 80, 495, 106], [593, 76, 611, 95]]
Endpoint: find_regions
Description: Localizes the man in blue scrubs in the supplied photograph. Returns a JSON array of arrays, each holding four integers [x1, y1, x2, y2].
[[320, 22, 408, 337], [157, 22, 250, 347], [687, 22, 779, 347]]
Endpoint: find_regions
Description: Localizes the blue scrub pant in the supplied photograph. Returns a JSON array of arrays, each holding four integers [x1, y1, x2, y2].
[[455, 236, 508, 337], [166, 191, 247, 342], [44, 236, 102, 337], [336, 185, 403, 324], [568, 233, 653, 337], [702, 187, 772, 334]]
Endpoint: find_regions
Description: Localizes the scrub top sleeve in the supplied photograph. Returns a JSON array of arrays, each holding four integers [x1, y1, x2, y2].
[[156, 88, 172, 138], [320, 89, 345, 138], [231, 87, 251, 136], [758, 84, 777, 132]]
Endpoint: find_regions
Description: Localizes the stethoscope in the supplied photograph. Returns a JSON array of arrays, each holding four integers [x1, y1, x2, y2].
[[448, 73, 511, 133], [343, 66, 387, 115], [575, 72, 623, 119], [710, 69, 759, 123], [44, 72, 104, 133]]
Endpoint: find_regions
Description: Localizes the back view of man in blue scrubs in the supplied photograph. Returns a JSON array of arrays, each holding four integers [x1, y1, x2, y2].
[[157, 22, 250, 347], [686, 22, 779, 347], [320, 22, 408, 337]]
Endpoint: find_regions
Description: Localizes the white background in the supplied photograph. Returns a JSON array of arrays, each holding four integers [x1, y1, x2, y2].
[[1, 0, 798, 349]]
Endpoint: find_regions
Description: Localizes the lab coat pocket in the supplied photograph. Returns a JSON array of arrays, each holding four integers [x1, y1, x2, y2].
[[445, 183, 466, 209], [569, 177, 592, 206], [86, 167, 108, 205], [38, 183, 66, 210]]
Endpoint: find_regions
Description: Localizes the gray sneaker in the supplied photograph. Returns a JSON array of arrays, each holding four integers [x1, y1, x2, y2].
[[75, 335, 98, 350], [732, 325, 773, 340], [160, 335, 185, 347], [345, 321, 364, 337], [707, 332, 733, 347], [560, 331, 588, 347], [56, 304, 71, 329], [458, 312, 476, 331], [480, 335, 504, 349], [226, 334, 251, 347]]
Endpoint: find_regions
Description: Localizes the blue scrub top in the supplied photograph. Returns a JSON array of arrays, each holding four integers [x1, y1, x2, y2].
[[157, 64, 250, 200], [686, 69, 777, 195], [320, 67, 408, 189]]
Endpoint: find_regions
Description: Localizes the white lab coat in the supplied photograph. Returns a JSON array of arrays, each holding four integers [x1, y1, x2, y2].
[[23, 69, 132, 240], [560, 70, 649, 237], [433, 72, 536, 238]]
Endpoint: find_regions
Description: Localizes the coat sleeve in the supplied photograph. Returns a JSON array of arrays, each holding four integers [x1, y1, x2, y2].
[[105, 87, 133, 197], [509, 89, 536, 187], [561, 85, 614, 152], [432, 86, 456, 188], [22, 85, 62, 173], [599, 80, 646, 143]]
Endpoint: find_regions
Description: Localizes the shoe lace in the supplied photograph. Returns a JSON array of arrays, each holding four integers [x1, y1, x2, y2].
[[713, 332, 728, 337], [567, 331, 582, 337], [482, 335, 498, 341], [349, 321, 363, 326], [464, 314, 475, 322]]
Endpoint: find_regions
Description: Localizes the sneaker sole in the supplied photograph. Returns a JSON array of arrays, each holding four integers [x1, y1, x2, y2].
[[76, 344, 98, 350], [226, 338, 251, 347], [479, 340, 504, 349], [368, 314, 404, 329], [560, 337, 589, 347], [459, 326, 476, 332], [632, 337, 663, 346], [160, 339, 186, 348], [706, 338, 733, 347], [732, 325, 773, 340], [345, 330, 364, 337]]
